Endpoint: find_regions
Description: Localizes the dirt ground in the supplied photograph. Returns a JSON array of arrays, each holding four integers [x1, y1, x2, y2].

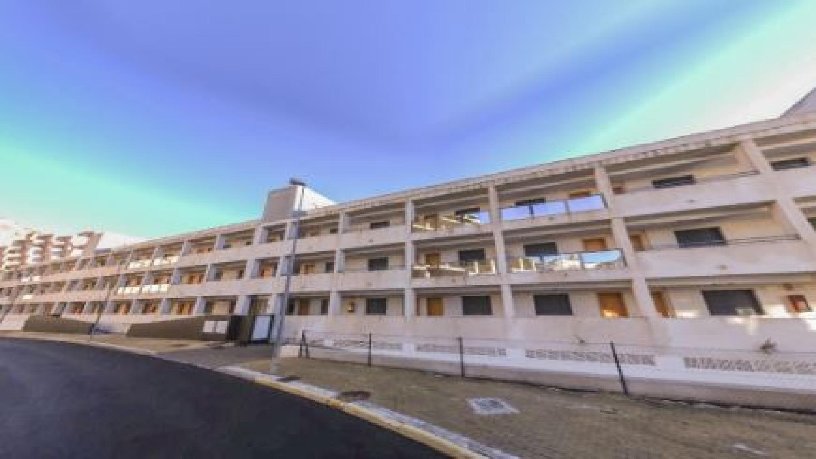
[[242, 357, 816, 458]]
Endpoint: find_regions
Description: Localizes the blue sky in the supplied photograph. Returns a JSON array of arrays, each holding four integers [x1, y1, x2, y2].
[[1, 1, 815, 239]]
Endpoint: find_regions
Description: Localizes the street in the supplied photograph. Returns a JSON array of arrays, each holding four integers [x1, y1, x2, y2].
[[0, 338, 442, 458]]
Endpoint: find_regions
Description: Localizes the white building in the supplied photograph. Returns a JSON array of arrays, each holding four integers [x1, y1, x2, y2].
[[3, 90, 816, 408]]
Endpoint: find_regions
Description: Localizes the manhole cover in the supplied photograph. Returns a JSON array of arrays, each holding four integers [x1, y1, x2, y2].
[[336, 390, 371, 402], [467, 398, 519, 415], [277, 375, 301, 383]]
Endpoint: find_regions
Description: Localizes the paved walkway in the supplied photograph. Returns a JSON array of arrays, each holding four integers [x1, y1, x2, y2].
[[0, 338, 442, 458]]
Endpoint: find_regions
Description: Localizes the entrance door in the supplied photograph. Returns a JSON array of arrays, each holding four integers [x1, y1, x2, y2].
[[250, 315, 272, 342], [424, 253, 441, 267], [297, 299, 310, 316], [598, 292, 628, 318], [582, 238, 608, 251], [426, 297, 444, 316]]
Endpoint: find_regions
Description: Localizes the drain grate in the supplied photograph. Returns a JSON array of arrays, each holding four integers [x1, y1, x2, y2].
[[336, 390, 371, 402], [467, 398, 519, 415], [277, 375, 301, 383]]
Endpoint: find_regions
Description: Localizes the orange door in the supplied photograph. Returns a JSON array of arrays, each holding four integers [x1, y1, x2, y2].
[[629, 234, 646, 252], [424, 253, 441, 267], [598, 292, 628, 318], [426, 297, 444, 316], [582, 238, 608, 251], [297, 299, 311, 315], [651, 291, 671, 318]]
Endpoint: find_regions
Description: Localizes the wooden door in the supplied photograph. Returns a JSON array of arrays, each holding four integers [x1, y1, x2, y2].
[[629, 234, 646, 252], [297, 299, 310, 316], [424, 253, 441, 267], [426, 297, 444, 316], [651, 291, 671, 318], [582, 238, 608, 251], [598, 292, 627, 318]]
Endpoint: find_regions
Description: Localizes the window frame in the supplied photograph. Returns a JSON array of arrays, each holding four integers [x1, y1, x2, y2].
[[533, 294, 573, 316], [462, 295, 493, 316]]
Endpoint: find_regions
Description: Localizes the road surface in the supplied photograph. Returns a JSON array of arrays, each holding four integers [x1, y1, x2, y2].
[[0, 338, 443, 458]]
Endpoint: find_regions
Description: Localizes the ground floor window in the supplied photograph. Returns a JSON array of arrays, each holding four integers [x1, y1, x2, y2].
[[462, 295, 492, 316], [786, 295, 811, 313], [365, 298, 387, 315], [702, 289, 762, 316], [533, 294, 572, 315]]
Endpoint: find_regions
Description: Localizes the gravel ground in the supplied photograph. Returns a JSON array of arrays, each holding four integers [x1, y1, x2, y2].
[[242, 357, 816, 458]]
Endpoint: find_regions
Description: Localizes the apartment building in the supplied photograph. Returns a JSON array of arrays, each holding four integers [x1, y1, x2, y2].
[[2, 91, 816, 403], [0, 229, 102, 270]]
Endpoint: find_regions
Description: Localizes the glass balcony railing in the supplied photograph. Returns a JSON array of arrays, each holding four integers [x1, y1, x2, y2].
[[500, 194, 605, 221], [412, 211, 491, 231], [412, 259, 497, 278], [508, 249, 625, 272]]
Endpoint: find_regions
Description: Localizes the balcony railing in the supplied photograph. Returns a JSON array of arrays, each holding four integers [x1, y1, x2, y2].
[[116, 286, 142, 295], [508, 249, 625, 272], [412, 211, 491, 232], [647, 234, 799, 250], [127, 259, 153, 269], [340, 265, 407, 273], [620, 170, 759, 194], [152, 255, 180, 267], [412, 260, 497, 278], [141, 283, 170, 294], [500, 194, 605, 221]]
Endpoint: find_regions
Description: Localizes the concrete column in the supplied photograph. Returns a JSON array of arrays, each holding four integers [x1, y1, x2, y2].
[[234, 295, 250, 315], [192, 297, 207, 315], [252, 225, 265, 245], [404, 199, 416, 319], [596, 166, 658, 318], [81, 301, 93, 314], [129, 298, 139, 315], [170, 268, 182, 285], [204, 264, 215, 282], [742, 139, 816, 252], [328, 290, 342, 316], [158, 298, 171, 315], [244, 258, 257, 279], [150, 246, 162, 266], [214, 234, 226, 250], [488, 185, 515, 318], [180, 240, 192, 256]]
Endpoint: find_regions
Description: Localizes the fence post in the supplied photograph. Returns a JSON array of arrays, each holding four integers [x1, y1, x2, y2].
[[298, 330, 305, 358], [367, 332, 373, 367], [609, 341, 629, 396], [458, 337, 466, 378], [303, 330, 310, 358]]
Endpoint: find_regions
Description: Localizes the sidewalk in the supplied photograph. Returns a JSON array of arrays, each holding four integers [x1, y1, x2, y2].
[[237, 357, 816, 458]]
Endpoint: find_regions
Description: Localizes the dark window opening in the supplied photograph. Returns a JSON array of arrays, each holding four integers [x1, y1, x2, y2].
[[367, 257, 389, 271], [771, 157, 810, 171], [462, 295, 492, 315], [534, 294, 573, 315], [702, 290, 762, 316], [674, 227, 726, 248], [652, 175, 696, 189], [369, 221, 390, 229], [320, 298, 329, 315], [524, 243, 558, 258], [458, 249, 486, 263], [365, 298, 387, 315]]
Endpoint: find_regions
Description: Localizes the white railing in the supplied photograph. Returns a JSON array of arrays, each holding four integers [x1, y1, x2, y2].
[[500, 194, 605, 221], [412, 260, 497, 277], [508, 249, 625, 272], [412, 211, 491, 231]]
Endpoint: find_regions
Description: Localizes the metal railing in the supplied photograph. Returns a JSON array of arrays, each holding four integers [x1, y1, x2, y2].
[[620, 170, 760, 194], [508, 249, 625, 272], [647, 234, 800, 251], [500, 194, 606, 221], [412, 259, 498, 277]]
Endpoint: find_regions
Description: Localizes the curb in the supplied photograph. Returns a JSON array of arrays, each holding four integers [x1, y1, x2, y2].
[[218, 366, 514, 459]]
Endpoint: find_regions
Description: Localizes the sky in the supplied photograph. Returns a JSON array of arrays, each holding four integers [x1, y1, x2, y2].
[[1, 1, 816, 240]]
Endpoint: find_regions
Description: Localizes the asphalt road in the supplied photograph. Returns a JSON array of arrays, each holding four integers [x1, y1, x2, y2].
[[0, 338, 444, 458]]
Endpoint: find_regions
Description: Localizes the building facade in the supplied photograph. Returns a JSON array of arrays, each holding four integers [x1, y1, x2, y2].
[[2, 95, 816, 405]]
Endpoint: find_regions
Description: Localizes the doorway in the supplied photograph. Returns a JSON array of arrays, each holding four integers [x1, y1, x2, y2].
[[426, 297, 444, 316]]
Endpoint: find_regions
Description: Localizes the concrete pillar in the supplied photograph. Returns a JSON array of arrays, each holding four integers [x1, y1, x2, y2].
[[214, 234, 226, 250], [245, 258, 257, 279], [180, 240, 192, 256], [192, 297, 206, 315], [234, 295, 250, 315], [596, 166, 658, 318], [158, 298, 171, 315], [128, 298, 139, 315], [488, 185, 515, 318], [81, 301, 93, 314], [170, 268, 182, 285], [252, 225, 266, 245], [328, 290, 342, 316]]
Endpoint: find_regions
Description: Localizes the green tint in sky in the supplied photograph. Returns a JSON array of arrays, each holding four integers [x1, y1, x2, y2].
[[0, 1, 815, 239]]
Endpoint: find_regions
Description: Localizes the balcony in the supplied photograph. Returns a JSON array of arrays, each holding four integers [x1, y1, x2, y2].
[[340, 224, 406, 248], [773, 163, 816, 198], [507, 249, 629, 284], [614, 171, 769, 217], [140, 283, 171, 295], [412, 260, 499, 288], [289, 272, 333, 292], [637, 235, 811, 278], [500, 195, 607, 230], [411, 212, 491, 240], [338, 267, 407, 291]]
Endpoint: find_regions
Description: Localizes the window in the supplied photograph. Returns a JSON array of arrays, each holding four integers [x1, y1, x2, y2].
[[286, 301, 295, 315], [324, 261, 335, 273], [369, 221, 390, 229], [462, 296, 492, 315], [533, 294, 572, 315], [458, 249, 486, 263], [320, 298, 329, 315], [629, 234, 646, 252], [524, 243, 558, 258], [515, 198, 547, 207], [365, 298, 387, 315], [771, 157, 810, 171], [237, 269, 244, 279], [702, 290, 762, 316], [329, 227, 338, 234], [786, 295, 811, 313], [652, 175, 695, 189], [598, 292, 627, 318], [808, 217, 816, 230], [674, 228, 725, 248], [367, 257, 389, 271]]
